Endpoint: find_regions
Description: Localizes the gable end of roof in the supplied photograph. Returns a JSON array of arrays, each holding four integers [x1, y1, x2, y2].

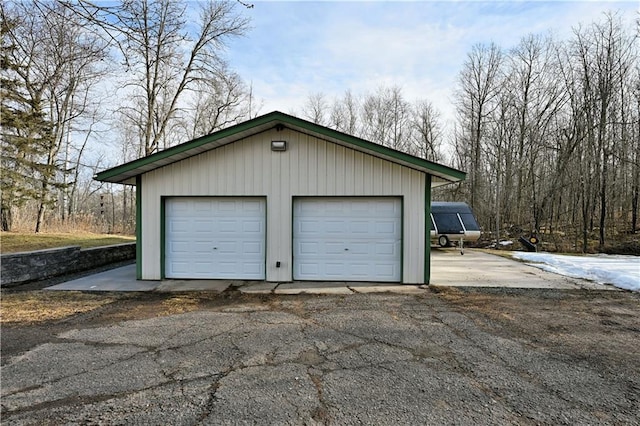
[[95, 111, 466, 184]]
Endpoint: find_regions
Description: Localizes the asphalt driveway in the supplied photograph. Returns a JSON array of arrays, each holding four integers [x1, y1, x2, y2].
[[2, 289, 638, 424]]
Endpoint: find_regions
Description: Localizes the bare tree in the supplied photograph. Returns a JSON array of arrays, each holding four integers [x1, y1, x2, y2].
[[328, 90, 359, 134], [302, 92, 328, 125], [185, 66, 254, 138], [568, 12, 638, 249], [69, 0, 250, 156], [300, 86, 441, 158], [455, 42, 503, 214], [631, 66, 640, 234], [411, 100, 442, 161], [360, 85, 411, 151], [505, 34, 565, 232]]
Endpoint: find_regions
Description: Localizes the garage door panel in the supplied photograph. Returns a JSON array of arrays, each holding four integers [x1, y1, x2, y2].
[[242, 220, 262, 233], [375, 220, 398, 234], [293, 197, 401, 282], [298, 242, 319, 255], [375, 264, 398, 279], [192, 241, 214, 254], [194, 220, 215, 233], [349, 242, 370, 255], [216, 200, 237, 211], [169, 240, 190, 254], [170, 262, 189, 274], [350, 263, 370, 276], [242, 200, 263, 211], [325, 263, 345, 277], [325, 242, 346, 255], [194, 202, 212, 212], [323, 201, 344, 214], [298, 220, 320, 234], [170, 200, 189, 212], [165, 197, 265, 279], [375, 242, 397, 255], [218, 220, 239, 233], [325, 220, 346, 233], [242, 262, 263, 274], [216, 240, 238, 254], [350, 221, 370, 234], [219, 262, 239, 274], [194, 261, 214, 273], [375, 201, 398, 214], [242, 241, 262, 255], [169, 219, 190, 233], [298, 263, 319, 276]]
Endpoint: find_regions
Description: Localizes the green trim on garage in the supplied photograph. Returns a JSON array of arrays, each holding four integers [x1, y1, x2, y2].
[[424, 174, 432, 284], [136, 176, 142, 280], [400, 196, 405, 283], [160, 197, 166, 280]]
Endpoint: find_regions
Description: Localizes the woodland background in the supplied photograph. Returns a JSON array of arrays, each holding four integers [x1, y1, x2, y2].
[[1, 1, 638, 253]]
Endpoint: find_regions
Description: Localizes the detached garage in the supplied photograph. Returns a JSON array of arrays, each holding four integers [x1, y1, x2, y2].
[[95, 111, 465, 284]]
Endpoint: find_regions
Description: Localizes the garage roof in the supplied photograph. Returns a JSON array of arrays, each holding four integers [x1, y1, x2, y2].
[[95, 111, 466, 186]]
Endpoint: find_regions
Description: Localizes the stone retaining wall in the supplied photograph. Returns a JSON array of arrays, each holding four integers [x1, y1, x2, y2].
[[1, 243, 136, 287]]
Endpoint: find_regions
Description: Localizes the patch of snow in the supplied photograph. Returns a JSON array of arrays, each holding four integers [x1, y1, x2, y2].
[[512, 252, 640, 292], [499, 240, 513, 246]]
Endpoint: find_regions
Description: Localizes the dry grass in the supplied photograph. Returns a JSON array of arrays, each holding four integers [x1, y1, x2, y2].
[[1, 292, 115, 324], [160, 295, 202, 315], [0, 232, 135, 254]]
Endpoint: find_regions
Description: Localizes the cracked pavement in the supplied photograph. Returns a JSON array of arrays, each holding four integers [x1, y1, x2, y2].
[[2, 291, 639, 425]]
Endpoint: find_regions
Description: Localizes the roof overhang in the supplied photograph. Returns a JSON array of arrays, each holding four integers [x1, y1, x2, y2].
[[95, 111, 466, 187]]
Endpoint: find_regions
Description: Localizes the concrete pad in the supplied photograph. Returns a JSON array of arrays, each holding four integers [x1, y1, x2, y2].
[[274, 282, 354, 295], [430, 249, 603, 289], [156, 280, 231, 292], [45, 265, 159, 292], [238, 282, 278, 294], [349, 284, 426, 294], [43, 249, 611, 293]]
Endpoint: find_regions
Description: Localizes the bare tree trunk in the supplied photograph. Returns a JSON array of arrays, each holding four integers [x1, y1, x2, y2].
[[599, 152, 608, 248], [35, 187, 47, 233], [1, 206, 12, 232], [633, 185, 639, 233]]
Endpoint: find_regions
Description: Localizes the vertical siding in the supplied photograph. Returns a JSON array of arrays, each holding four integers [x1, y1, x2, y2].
[[141, 129, 426, 283]]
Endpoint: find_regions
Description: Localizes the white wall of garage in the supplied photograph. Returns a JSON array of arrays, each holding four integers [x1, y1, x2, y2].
[[140, 127, 427, 282]]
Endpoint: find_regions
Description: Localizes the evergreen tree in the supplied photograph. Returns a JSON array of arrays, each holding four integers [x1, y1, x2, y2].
[[0, 9, 53, 231]]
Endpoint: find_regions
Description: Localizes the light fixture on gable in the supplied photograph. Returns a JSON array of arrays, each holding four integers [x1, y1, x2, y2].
[[271, 140, 287, 151]]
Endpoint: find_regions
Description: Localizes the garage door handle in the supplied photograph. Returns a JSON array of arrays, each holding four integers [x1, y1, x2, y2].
[[213, 247, 217, 250], [344, 248, 349, 251]]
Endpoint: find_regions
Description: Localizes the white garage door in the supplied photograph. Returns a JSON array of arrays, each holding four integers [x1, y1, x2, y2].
[[165, 197, 265, 279], [293, 198, 402, 282]]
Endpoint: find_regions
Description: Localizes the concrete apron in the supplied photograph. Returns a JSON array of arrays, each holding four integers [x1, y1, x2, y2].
[[45, 249, 612, 293], [44, 264, 427, 295]]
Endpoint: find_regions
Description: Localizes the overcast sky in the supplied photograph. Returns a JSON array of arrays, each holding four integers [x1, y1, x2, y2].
[[226, 1, 638, 127]]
